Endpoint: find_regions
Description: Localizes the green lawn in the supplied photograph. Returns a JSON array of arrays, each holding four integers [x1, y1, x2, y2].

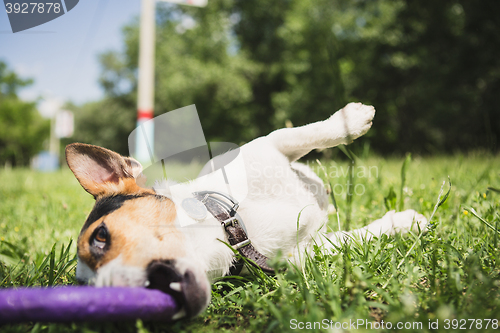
[[1, 154, 499, 332]]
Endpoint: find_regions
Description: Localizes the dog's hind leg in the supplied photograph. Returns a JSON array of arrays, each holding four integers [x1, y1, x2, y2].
[[323, 210, 428, 250], [289, 210, 428, 267], [267, 102, 375, 162]]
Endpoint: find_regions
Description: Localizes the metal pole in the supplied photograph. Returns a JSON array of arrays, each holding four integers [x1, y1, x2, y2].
[[49, 114, 60, 158], [136, 0, 156, 163]]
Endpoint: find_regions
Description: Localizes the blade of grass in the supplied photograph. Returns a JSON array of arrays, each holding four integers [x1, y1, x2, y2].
[[316, 159, 341, 232], [464, 206, 500, 235], [48, 243, 56, 286], [495, 214, 499, 248], [488, 187, 500, 194], [382, 177, 452, 288], [399, 153, 411, 210], [338, 145, 356, 230], [296, 205, 313, 288], [53, 241, 77, 283]]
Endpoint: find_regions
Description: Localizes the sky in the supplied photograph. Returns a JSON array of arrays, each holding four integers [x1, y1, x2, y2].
[[0, 0, 141, 110]]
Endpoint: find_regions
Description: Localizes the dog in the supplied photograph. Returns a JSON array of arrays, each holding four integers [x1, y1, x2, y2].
[[65, 102, 427, 319]]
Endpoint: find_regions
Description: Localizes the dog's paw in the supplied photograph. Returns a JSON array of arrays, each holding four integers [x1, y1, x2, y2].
[[331, 102, 375, 143], [389, 209, 428, 234]]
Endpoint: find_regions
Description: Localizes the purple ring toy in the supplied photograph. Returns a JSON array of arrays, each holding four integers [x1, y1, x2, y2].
[[0, 286, 178, 324]]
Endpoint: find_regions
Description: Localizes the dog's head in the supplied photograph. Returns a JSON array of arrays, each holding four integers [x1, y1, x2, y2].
[[65, 143, 210, 318]]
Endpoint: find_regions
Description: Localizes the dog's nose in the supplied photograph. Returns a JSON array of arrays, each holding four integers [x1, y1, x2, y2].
[[146, 260, 209, 318]]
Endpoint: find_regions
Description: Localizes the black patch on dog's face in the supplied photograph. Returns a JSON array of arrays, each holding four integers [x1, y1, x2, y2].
[[80, 194, 150, 233], [88, 222, 110, 259]]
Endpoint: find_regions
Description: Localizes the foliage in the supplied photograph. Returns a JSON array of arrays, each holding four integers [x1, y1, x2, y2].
[[0, 61, 49, 166], [234, 0, 348, 133], [231, 0, 500, 153], [1, 154, 499, 332], [342, 0, 500, 154], [66, 98, 136, 156], [72, 0, 499, 155]]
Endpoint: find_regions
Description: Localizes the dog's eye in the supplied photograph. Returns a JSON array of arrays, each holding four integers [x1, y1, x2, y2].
[[93, 226, 108, 249]]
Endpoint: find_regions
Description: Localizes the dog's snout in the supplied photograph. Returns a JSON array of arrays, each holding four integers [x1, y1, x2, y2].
[[146, 260, 209, 318], [146, 260, 181, 291]]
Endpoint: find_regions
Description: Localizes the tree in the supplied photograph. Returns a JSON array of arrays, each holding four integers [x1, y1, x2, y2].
[[0, 61, 49, 166], [342, 0, 500, 153], [80, 0, 499, 155], [234, 0, 348, 131], [67, 98, 136, 156]]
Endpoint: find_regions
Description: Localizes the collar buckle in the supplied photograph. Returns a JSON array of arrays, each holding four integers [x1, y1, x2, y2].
[[232, 239, 251, 250], [222, 217, 237, 228]]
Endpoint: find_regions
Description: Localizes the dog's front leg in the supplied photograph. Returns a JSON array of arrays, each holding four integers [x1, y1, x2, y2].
[[267, 102, 375, 162]]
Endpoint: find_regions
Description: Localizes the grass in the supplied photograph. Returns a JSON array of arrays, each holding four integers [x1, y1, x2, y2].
[[1, 153, 500, 332]]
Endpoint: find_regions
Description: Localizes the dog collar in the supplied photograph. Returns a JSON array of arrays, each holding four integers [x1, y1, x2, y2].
[[192, 191, 274, 275]]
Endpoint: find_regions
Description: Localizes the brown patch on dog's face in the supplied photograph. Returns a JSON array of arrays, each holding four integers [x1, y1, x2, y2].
[[77, 194, 181, 271], [66, 143, 185, 272], [66, 143, 212, 318]]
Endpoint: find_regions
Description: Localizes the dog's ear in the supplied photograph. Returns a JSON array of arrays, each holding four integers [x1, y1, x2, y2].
[[123, 156, 147, 188], [122, 156, 144, 180], [65, 143, 145, 197]]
